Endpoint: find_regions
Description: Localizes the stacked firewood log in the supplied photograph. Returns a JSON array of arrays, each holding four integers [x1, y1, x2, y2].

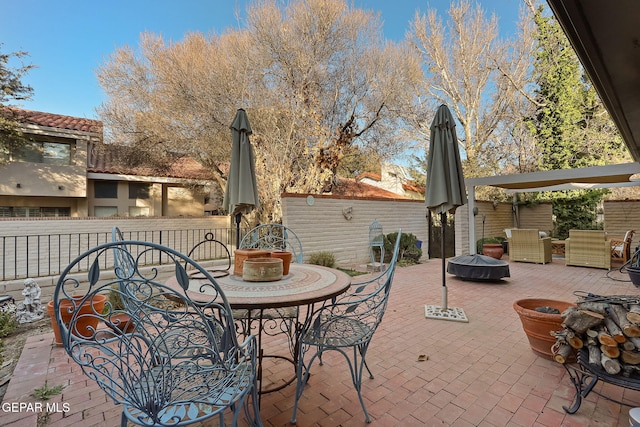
[[553, 293, 640, 377]]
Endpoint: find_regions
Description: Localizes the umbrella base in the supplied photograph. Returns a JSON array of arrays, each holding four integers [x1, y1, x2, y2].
[[424, 305, 469, 323]]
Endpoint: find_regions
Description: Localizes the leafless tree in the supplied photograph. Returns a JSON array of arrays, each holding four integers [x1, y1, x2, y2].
[[409, 0, 535, 179], [96, 0, 423, 222]]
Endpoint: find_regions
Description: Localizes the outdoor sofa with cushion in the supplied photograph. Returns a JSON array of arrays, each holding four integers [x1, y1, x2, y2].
[[565, 229, 611, 269], [507, 228, 552, 264]]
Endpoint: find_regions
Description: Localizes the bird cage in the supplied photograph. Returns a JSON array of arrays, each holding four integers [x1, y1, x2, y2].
[[369, 220, 385, 271]]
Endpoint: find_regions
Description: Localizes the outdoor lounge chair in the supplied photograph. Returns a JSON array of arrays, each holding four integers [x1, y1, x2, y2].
[[52, 240, 262, 427], [291, 230, 402, 424], [507, 229, 552, 264], [565, 229, 611, 269]]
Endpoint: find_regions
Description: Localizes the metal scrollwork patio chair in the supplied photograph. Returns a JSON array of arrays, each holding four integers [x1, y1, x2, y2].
[[186, 232, 232, 278], [291, 230, 403, 424], [237, 223, 303, 322], [53, 240, 262, 427], [239, 223, 303, 263]]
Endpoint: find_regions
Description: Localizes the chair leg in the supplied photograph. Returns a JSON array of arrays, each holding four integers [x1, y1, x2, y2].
[[291, 344, 320, 424], [243, 378, 263, 427], [363, 354, 374, 379], [351, 345, 373, 423], [292, 343, 375, 423]]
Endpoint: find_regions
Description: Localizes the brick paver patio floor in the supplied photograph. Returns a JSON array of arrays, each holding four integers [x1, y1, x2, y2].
[[3, 255, 640, 426]]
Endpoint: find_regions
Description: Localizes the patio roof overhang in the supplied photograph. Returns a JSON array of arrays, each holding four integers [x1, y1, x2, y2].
[[465, 162, 640, 191], [464, 162, 640, 254]]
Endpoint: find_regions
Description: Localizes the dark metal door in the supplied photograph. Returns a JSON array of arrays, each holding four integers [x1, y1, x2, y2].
[[428, 211, 455, 258]]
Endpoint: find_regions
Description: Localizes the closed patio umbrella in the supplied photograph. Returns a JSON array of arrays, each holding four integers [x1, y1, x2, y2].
[[223, 109, 260, 248], [425, 104, 468, 322]]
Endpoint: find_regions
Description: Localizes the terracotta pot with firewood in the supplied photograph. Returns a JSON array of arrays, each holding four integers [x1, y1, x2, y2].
[[513, 298, 576, 360]]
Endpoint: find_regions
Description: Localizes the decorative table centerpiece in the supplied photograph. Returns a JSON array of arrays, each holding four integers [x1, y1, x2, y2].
[[242, 257, 283, 282]]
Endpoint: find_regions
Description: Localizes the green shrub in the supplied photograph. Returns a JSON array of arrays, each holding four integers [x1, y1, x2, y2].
[[375, 232, 422, 265], [103, 285, 126, 314], [0, 310, 17, 338], [308, 251, 336, 268]]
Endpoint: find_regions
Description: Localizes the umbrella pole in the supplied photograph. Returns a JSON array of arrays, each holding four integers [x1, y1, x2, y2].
[[235, 213, 242, 249], [441, 212, 447, 310], [424, 210, 467, 322]]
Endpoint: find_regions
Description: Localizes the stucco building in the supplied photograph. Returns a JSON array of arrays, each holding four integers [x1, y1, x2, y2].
[[0, 109, 216, 217]]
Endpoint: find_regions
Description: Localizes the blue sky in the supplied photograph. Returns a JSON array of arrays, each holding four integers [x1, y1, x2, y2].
[[2, 0, 523, 120]]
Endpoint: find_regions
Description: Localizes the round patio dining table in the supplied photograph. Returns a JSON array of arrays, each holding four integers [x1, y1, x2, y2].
[[165, 263, 351, 395], [167, 263, 351, 309]]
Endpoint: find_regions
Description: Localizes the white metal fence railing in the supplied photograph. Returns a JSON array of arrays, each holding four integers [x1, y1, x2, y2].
[[0, 227, 242, 281]]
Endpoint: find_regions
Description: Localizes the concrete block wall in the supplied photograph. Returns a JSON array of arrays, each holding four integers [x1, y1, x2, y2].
[[604, 200, 640, 250], [472, 201, 514, 241], [518, 203, 554, 235], [281, 193, 428, 267], [455, 201, 554, 256], [0, 216, 229, 237]]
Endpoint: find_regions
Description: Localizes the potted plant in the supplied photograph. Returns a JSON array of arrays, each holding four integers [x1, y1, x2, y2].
[[269, 250, 293, 275], [47, 294, 107, 346], [102, 285, 135, 334], [478, 237, 504, 259], [513, 298, 576, 360]]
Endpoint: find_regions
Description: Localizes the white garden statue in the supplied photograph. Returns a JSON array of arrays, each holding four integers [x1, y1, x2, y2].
[[15, 278, 44, 323]]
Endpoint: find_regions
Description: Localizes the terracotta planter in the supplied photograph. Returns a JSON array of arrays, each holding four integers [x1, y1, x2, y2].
[[270, 250, 293, 275], [47, 294, 107, 346], [627, 267, 640, 288], [242, 257, 283, 282], [513, 298, 575, 360], [104, 312, 135, 334], [233, 249, 268, 277], [482, 243, 504, 260]]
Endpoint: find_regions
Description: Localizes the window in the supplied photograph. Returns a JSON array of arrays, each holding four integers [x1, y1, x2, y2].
[[129, 182, 151, 199], [128, 206, 150, 217], [13, 140, 72, 165], [94, 206, 118, 217], [0, 207, 70, 217], [94, 181, 118, 198], [40, 207, 71, 217]]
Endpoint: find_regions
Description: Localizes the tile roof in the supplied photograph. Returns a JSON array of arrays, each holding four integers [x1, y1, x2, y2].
[[87, 142, 216, 181], [356, 171, 382, 182], [403, 182, 425, 194], [357, 171, 425, 195], [330, 178, 411, 199], [3, 108, 102, 133]]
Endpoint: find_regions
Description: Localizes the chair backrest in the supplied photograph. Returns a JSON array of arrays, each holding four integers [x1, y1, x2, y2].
[[569, 229, 607, 241], [53, 240, 255, 425], [186, 232, 232, 277], [239, 224, 303, 263], [111, 226, 138, 310], [510, 229, 542, 243], [332, 229, 402, 337], [624, 230, 636, 258], [624, 230, 635, 243]]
